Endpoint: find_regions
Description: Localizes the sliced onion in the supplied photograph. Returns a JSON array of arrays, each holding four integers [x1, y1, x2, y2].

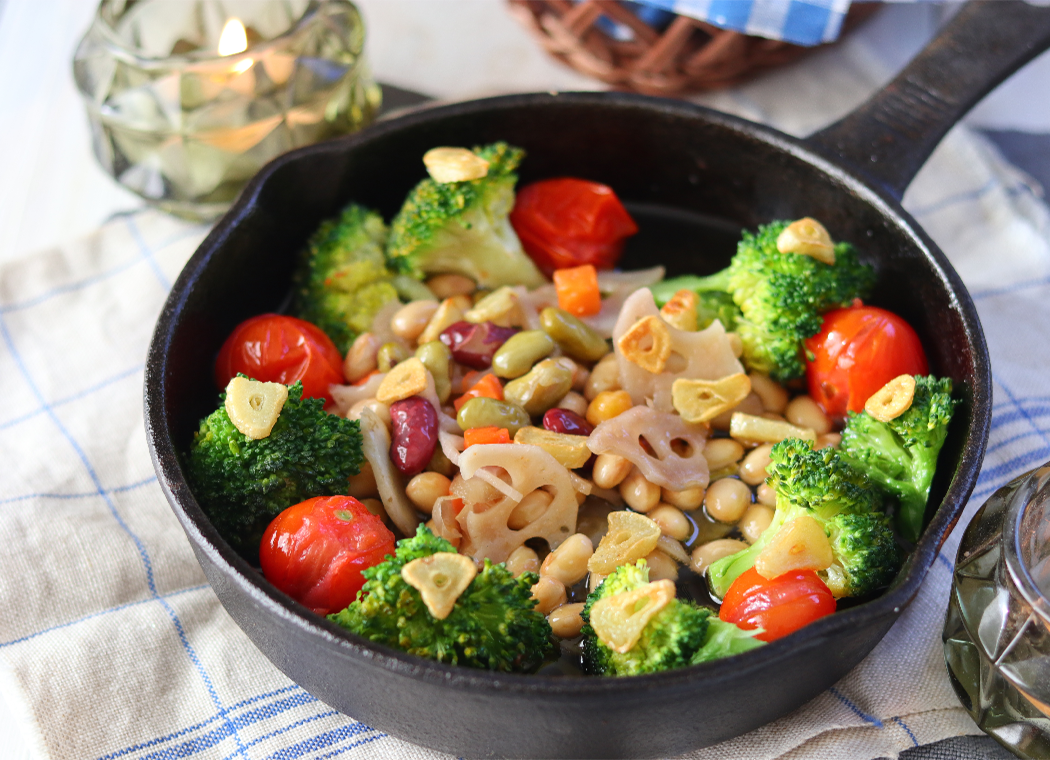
[[330, 372, 386, 417]]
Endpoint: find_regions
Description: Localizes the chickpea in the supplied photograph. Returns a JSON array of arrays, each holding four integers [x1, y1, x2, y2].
[[648, 505, 692, 542], [756, 483, 777, 507], [643, 549, 679, 582], [619, 468, 661, 512], [548, 603, 586, 638], [571, 364, 590, 393], [739, 504, 775, 544], [541, 533, 594, 586], [691, 538, 749, 575], [660, 485, 705, 510], [347, 398, 391, 427], [816, 432, 842, 450], [749, 373, 789, 413], [426, 273, 476, 299], [391, 300, 439, 343], [592, 453, 632, 490], [344, 332, 381, 383], [556, 390, 589, 417], [786, 395, 832, 435], [506, 545, 540, 577], [347, 461, 378, 499], [738, 443, 774, 486], [704, 438, 745, 471], [509, 490, 553, 530], [584, 353, 620, 401], [704, 478, 752, 523], [405, 472, 451, 514], [531, 576, 567, 615], [586, 390, 633, 426]]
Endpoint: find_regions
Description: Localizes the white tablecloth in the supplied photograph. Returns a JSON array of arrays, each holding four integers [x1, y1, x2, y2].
[[3, 2, 1050, 759]]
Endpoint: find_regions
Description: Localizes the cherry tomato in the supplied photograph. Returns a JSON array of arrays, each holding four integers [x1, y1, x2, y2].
[[805, 305, 928, 419], [719, 567, 836, 642], [509, 178, 638, 275], [260, 495, 395, 616], [215, 314, 344, 403]]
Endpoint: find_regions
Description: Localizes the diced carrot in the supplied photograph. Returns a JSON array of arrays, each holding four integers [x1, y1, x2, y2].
[[453, 372, 504, 412], [353, 369, 379, 386], [463, 426, 511, 447], [554, 264, 602, 317], [447, 497, 465, 515]]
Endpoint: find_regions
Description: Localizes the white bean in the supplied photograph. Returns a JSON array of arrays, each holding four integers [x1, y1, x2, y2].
[[541, 533, 593, 586], [690, 538, 749, 575], [619, 468, 660, 512], [704, 478, 752, 523], [786, 395, 832, 435], [738, 443, 774, 486], [548, 603, 585, 638], [391, 300, 439, 343]]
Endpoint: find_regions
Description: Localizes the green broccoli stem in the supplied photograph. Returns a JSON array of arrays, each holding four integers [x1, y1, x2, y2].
[[649, 270, 733, 307], [707, 505, 794, 600]]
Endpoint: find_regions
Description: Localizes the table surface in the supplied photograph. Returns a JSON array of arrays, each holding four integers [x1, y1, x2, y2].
[[1, 2, 1049, 759]]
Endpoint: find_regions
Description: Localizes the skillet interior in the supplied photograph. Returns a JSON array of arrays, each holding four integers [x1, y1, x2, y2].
[[146, 92, 990, 758]]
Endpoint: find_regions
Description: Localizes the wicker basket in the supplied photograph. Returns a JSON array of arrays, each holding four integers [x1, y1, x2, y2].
[[508, 0, 880, 95]]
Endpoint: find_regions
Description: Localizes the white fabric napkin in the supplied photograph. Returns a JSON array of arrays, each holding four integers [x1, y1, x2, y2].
[[1, 113, 1048, 759]]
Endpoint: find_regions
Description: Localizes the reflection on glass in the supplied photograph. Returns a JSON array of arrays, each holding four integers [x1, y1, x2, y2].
[[944, 464, 1050, 758], [73, 0, 381, 220]]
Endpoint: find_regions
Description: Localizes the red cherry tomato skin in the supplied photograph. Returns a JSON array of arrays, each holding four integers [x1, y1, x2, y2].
[[719, 567, 837, 642], [259, 495, 395, 616], [215, 314, 345, 403], [805, 305, 929, 419], [509, 178, 639, 275]]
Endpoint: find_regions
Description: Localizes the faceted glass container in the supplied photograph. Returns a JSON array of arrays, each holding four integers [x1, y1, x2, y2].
[[944, 464, 1050, 757], [73, 0, 381, 220]]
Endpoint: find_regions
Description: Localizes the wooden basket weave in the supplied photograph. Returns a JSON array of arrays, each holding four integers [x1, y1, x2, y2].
[[508, 0, 880, 95]]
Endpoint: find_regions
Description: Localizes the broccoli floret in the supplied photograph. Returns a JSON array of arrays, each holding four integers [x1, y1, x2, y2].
[[386, 143, 546, 289], [581, 561, 761, 676], [707, 438, 901, 600], [291, 203, 432, 353], [186, 381, 364, 560], [840, 375, 957, 542], [329, 526, 553, 672], [648, 221, 875, 381]]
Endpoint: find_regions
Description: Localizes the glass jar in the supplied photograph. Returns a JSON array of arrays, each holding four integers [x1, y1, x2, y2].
[[73, 0, 381, 220], [944, 464, 1050, 757]]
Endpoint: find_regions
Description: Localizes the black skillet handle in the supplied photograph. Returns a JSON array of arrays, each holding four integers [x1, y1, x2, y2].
[[807, 0, 1050, 200]]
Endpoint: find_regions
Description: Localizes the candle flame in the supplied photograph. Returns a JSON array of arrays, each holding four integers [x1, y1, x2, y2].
[[218, 18, 248, 56]]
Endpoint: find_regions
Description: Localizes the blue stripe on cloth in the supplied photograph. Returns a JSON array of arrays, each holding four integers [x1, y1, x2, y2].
[[220, 711, 341, 760], [124, 214, 172, 291], [907, 178, 999, 218], [310, 734, 386, 760], [0, 305, 249, 759], [640, 0, 846, 45], [829, 687, 883, 727], [972, 275, 1050, 302], [892, 716, 920, 746], [0, 476, 157, 507], [262, 723, 384, 760], [0, 364, 144, 431], [779, 1, 837, 46]]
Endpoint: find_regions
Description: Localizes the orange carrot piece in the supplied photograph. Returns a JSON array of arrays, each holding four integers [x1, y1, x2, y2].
[[352, 369, 379, 386], [463, 426, 511, 448], [554, 264, 602, 317], [453, 372, 504, 412]]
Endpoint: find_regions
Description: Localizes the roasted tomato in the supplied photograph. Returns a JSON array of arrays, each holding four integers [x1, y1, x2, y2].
[[260, 495, 395, 616], [805, 305, 928, 419], [509, 178, 638, 275], [215, 313, 344, 403], [719, 567, 837, 642]]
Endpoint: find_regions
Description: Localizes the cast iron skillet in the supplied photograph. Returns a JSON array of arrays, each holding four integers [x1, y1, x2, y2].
[[145, 3, 1050, 757]]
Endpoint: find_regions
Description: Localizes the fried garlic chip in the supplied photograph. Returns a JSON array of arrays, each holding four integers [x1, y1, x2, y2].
[[755, 515, 833, 580], [513, 426, 592, 469], [590, 579, 675, 653], [588, 510, 662, 575], [672, 373, 752, 424], [659, 289, 699, 332], [423, 147, 490, 183], [865, 374, 916, 422], [224, 376, 288, 439], [776, 217, 836, 265], [617, 315, 672, 374], [376, 357, 428, 404], [401, 552, 477, 620]]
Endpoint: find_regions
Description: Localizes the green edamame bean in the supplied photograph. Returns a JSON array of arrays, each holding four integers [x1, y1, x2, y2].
[[503, 358, 574, 417], [415, 340, 452, 402], [540, 307, 609, 363], [377, 341, 409, 373], [457, 397, 531, 436], [492, 330, 555, 379]]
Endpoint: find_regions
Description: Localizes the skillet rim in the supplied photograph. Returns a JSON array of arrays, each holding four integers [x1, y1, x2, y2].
[[145, 89, 992, 697]]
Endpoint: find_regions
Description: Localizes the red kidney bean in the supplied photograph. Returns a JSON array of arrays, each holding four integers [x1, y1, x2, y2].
[[439, 321, 518, 369], [542, 408, 594, 436], [389, 396, 438, 477]]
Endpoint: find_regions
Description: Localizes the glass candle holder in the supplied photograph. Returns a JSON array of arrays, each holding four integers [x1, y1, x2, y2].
[[73, 0, 381, 220], [944, 464, 1050, 758]]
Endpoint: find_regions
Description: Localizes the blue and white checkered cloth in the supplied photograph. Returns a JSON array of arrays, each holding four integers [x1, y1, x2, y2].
[[2, 104, 1050, 760], [628, 0, 853, 46]]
